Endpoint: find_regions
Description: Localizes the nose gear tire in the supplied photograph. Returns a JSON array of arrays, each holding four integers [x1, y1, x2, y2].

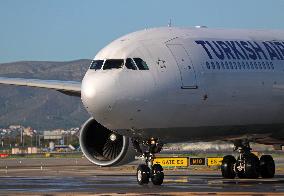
[[151, 164, 164, 185], [137, 164, 150, 185]]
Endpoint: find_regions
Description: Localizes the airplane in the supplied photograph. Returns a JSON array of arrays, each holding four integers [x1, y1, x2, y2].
[[0, 26, 284, 185]]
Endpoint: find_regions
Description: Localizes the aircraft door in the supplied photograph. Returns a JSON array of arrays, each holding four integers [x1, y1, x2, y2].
[[167, 44, 197, 89]]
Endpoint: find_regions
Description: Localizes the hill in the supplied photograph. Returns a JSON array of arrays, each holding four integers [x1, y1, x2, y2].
[[0, 59, 92, 130]]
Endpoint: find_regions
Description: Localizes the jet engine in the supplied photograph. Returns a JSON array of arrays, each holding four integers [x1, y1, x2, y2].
[[79, 118, 136, 166]]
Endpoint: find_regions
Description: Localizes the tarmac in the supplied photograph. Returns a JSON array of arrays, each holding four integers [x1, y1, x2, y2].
[[0, 157, 284, 195]]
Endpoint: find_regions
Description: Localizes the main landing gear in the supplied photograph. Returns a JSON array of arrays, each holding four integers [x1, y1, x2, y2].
[[221, 140, 275, 179], [132, 138, 164, 185]]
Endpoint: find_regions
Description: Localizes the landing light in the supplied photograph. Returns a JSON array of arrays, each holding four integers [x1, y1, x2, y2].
[[109, 133, 117, 141]]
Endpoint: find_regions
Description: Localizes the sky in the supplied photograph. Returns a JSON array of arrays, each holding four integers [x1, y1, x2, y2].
[[0, 0, 284, 63]]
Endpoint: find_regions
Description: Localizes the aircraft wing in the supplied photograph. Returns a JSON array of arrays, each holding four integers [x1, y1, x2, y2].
[[0, 77, 81, 97]]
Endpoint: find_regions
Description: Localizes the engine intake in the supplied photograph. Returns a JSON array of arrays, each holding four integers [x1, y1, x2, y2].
[[79, 118, 136, 166]]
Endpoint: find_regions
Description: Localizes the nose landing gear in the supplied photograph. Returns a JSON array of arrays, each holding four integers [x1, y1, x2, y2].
[[133, 138, 164, 185], [221, 139, 275, 179]]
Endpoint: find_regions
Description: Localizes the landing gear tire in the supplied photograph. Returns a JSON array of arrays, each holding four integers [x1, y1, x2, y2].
[[244, 153, 260, 179], [236, 170, 246, 178], [137, 164, 150, 185], [221, 155, 236, 179], [222, 140, 276, 179], [151, 164, 164, 185], [133, 138, 164, 185], [260, 155, 275, 178]]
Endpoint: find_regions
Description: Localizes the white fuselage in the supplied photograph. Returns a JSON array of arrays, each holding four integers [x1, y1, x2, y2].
[[81, 27, 284, 144]]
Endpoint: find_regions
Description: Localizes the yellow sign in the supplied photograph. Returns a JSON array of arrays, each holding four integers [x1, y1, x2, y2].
[[207, 157, 223, 166], [190, 158, 206, 165], [153, 157, 188, 167]]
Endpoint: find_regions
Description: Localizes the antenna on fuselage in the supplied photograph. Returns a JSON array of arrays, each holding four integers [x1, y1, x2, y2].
[[168, 19, 172, 27]]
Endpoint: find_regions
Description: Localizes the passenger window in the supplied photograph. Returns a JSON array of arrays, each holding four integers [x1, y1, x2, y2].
[[246, 62, 250, 69], [133, 58, 149, 70], [103, 59, 124, 70], [225, 62, 229, 69], [262, 62, 266, 69], [206, 62, 210, 69], [90, 60, 104, 70], [266, 62, 270, 69], [125, 58, 137, 70], [211, 62, 215, 69], [221, 62, 225, 69], [216, 62, 220, 69], [238, 62, 242, 69]]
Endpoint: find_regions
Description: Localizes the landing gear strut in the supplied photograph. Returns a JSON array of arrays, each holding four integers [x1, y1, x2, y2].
[[133, 138, 164, 185], [221, 139, 275, 179]]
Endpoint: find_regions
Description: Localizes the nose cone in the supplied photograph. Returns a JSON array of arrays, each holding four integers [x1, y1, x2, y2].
[[81, 71, 117, 121]]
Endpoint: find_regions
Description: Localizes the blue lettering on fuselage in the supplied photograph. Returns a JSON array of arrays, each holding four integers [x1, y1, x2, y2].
[[216, 41, 236, 59], [268, 42, 283, 60], [195, 40, 213, 59], [263, 42, 280, 60], [195, 40, 283, 61], [207, 41, 225, 60], [273, 42, 284, 58], [240, 41, 257, 60], [225, 41, 246, 60], [247, 41, 268, 60]]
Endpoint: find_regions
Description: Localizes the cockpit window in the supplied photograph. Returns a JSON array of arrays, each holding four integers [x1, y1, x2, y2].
[[125, 58, 137, 70], [103, 59, 124, 70], [133, 58, 149, 70], [90, 60, 104, 70]]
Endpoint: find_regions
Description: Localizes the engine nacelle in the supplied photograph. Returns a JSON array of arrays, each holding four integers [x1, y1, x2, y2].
[[79, 118, 136, 166]]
